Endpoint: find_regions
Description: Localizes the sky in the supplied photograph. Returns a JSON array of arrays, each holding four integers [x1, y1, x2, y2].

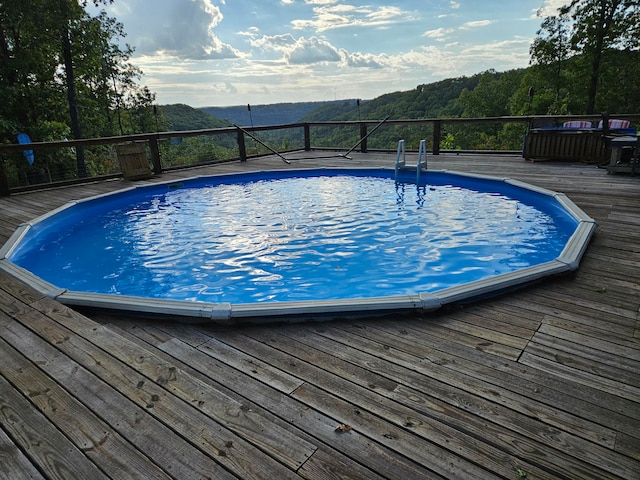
[[87, 0, 567, 107]]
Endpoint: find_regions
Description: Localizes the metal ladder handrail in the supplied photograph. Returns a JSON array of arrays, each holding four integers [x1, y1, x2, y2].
[[395, 139, 427, 182]]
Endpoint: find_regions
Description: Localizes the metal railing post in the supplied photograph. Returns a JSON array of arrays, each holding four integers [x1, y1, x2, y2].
[[0, 162, 10, 196], [359, 122, 368, 153], [237, 128, 247, 162], [432, 120, 441, 155], [148, 136, 162, 174], [304, 124, 311, 151]]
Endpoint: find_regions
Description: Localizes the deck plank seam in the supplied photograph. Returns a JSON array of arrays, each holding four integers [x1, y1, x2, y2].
[[236, 325, 629, 479]]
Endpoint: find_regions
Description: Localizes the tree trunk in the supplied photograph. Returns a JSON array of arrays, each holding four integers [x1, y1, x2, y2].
[[0, 27, 30, 128], [585, 0, 618, 114], [585, 3, 607, 113], [61, 27, 87, 178], [59, 0, 87, 178], [586, 52, 601, 114]]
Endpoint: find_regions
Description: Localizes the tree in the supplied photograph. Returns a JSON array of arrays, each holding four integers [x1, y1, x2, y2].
[[529, 13, 572, 112], [568, 0, 640, 113], [0, 0, 155, 182], [71, 10, 154, 137], [532, 0, 640, 114], [0, 0, 65, 138], [457, 69, 524, 118], [55, 0, 88, 176], [54, 0, 120, 177]]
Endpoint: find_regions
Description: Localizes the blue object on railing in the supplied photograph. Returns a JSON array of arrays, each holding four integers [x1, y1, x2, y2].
[[17, 133, 34, 165]]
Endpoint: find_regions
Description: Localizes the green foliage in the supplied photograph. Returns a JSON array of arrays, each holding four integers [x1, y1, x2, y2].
[[159, 135, 237, 169], [0, 0, 158, 185], [300, 100, 360, 122], [201, 101, 352, 127], [152, 105, 242, 168], [532, 0, 640, 113], [457, 70, 526, 118], [0, 0, 65, 134], [161, 104, 231, 131], [439, 133, 458, 150]]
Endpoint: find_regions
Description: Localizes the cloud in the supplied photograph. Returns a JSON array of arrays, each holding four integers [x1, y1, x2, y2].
[[366, 6, 405, 23], [132, 0, 241, 60], [536, 0, 567, 18], [291, 3, 413, 32], [249, 32, 384, 68], [224, 82, 238, 94], [423, 19, 491, 42], [388, 46, 455, 72], [456, 38, 532, 68], [450, 1, 461, 9], [344, 51, 385, 68], [250, 33, 297, 49], [286, 36, 342, 64], [422, 28, 455, 40], [305, 0, 341, 4], [461, 20, 493, 29]]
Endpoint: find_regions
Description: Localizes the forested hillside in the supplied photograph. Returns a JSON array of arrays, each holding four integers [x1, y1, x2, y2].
[[300, 75, 485, 122], [200, 101, 355, 126], [160, 104, 231, 131], [296, 70, 529, 151], [295, 46, 640, 152], [162, 51, 640, 154]]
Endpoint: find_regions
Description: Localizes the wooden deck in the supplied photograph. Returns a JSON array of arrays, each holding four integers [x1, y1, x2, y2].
[[1, 151, 639, 479]]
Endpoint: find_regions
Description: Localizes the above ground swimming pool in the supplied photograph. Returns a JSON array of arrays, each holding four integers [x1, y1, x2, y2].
[[0, 168, 597, 324]]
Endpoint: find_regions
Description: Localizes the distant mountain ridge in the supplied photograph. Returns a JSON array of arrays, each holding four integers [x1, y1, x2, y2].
[[159, 74, 491, 132], [153, 60, 640, 153], [199, 100, 358, 126], [195, 74, 489, 128], [159, 103, 231, 131]]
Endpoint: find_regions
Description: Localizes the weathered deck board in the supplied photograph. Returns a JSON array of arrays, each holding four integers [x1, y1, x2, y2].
[[330, 319, 624, 446], [19, 297, 308, 479], [109, 321, 445, 480], [1, 315, 241, 480], [1, 151, 639, 479], [0, 329, 170, 480]]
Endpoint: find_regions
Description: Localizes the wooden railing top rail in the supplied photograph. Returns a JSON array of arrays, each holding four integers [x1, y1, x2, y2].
[[1, 113, 639, 195], [1, 114, 639, 153]]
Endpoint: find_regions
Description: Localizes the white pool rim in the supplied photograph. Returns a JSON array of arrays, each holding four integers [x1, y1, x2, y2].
[[0, 168, 597, 324]]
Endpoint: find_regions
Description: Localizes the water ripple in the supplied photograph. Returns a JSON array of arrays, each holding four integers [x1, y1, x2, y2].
[[13, 174, 576, 303]]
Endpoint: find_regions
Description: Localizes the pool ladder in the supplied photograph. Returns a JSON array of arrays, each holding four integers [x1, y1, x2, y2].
[[395, 139, 427, 182]]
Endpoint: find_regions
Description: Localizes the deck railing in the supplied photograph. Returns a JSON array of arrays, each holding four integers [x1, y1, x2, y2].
[[1, 113, 639, 196]]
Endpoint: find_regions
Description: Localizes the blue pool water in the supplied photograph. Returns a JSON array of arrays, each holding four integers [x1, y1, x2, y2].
[[9, 169, 578, 304]]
